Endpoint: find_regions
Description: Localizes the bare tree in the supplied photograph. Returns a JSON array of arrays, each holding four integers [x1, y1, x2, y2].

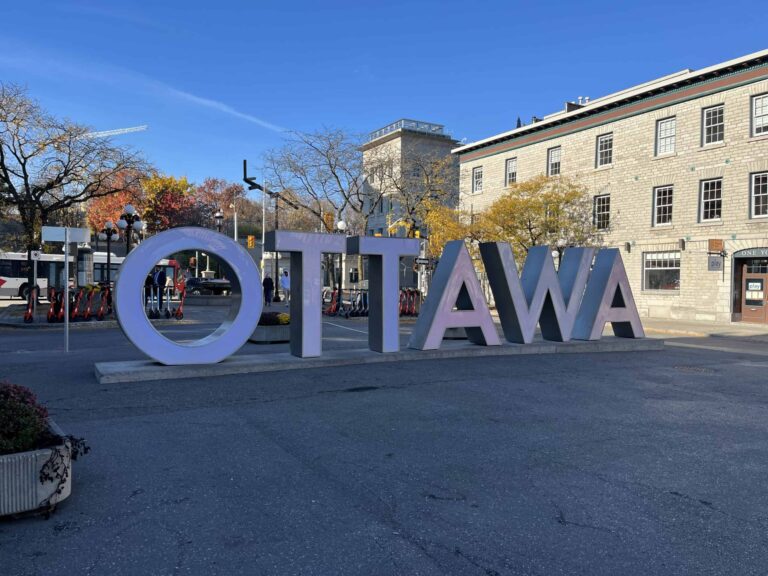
[[263, 129, 366, 232], [0, 84, 149, 285], [366, 144, 458, 237]]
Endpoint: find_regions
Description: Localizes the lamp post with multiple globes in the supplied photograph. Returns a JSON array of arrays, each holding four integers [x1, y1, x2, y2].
[[97, 221, 120, 285], [116, 204, 143, 254]]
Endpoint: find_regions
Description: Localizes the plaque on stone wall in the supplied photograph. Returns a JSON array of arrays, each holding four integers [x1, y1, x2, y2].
[[708, 239, 724, 253], [708, 255, 723, 271]]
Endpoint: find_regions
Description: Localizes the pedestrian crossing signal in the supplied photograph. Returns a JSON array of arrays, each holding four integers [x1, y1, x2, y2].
[[247, 235, 256, 249]]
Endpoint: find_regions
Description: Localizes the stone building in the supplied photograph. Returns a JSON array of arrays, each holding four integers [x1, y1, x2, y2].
[[454, 49, 768, 324], [361, 119, 458, 288]]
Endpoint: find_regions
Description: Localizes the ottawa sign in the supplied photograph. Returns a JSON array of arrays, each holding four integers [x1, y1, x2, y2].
[[114, 228, 644, 365]]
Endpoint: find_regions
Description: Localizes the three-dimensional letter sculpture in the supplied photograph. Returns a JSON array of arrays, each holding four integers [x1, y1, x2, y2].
[[265, 231, 346, 358], [572, 248, 645, 340], [114, 227, 262, 364], [409, 241, 500, 350], [347, 236, 420, 352]]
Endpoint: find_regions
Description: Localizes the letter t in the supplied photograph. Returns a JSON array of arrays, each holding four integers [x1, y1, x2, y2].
[[265, 231, 346, 358], [347, 236, 420, 352]]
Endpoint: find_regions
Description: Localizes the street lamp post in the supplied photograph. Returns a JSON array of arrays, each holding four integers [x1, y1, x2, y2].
[[97, 221, 119, 285], [336, 220, 347, 297], [214, 209, 224, 278], [116, 204, 143, 254]]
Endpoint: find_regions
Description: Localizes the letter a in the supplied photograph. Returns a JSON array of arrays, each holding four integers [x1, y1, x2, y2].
[[408, 241, 500, 350], [572, 248, 645, 340]]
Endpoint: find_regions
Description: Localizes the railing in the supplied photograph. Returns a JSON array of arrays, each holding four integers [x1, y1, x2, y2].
[[368, 119, 445, 142]]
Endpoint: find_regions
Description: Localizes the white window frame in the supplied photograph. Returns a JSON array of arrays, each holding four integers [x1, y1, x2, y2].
[[653, 185, 674, 226], [655, 117, 676, 155], [751, 172, 768, 219], [699, 178, 723, 222], [547, 146, 561, 176], [593, 194, 610, 230], [595, 133, 613, 167], [702, 104, 725, 146], [752, 94, 768, 137], [472, 166, 483, 194], [643, 251, 681, 291], [505, 157, 517, 186]]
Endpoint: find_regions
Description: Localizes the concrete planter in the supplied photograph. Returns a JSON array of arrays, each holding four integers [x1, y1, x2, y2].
[[249, 324, 290, 344], [0, 421, 72, 517]]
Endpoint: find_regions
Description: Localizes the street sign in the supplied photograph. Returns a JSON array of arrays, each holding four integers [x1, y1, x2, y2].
[[708, 254, 723, 272], [30, 250, 41, 261], [415, 257, 431, 265], [42, 226, 90, 243]]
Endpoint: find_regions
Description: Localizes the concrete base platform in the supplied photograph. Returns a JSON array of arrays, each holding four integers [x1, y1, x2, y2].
[[94, 337, 664, 384]]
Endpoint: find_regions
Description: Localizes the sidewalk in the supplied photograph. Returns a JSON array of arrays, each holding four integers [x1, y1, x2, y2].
[[640, 316, 768, 340]]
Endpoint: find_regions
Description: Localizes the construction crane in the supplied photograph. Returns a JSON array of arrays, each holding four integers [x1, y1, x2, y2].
[[83, 125, 148, 139]]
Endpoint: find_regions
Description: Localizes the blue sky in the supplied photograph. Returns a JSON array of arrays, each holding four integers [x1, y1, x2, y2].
[[1, 0, 766, 188]]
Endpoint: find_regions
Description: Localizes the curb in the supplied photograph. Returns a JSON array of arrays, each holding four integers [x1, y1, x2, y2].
[[95, 337, 665, 384]]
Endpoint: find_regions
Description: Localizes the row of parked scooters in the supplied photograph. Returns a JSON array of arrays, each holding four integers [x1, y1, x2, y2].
[[23, 284, 188, 324], [38, 284, 113, 324], [144, 285, 186, 320], [321, 288, 422, 318]]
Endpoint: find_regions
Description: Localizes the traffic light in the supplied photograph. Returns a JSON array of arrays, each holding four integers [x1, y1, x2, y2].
[[247, 235, 255, 249]]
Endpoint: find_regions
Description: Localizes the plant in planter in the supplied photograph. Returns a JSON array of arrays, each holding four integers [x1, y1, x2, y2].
[[258, 312, 290, 326], [0, 382, 89, 517], [250, 311, 291, 343]]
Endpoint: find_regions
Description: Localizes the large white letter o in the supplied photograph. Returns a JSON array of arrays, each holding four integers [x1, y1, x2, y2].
[[114, 227, 262, 365]]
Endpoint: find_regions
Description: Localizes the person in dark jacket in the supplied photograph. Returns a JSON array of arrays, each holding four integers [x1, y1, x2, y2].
[[144, 273, 154, 307], [153, 267, 167, 311], [262, 274, 274, 307]]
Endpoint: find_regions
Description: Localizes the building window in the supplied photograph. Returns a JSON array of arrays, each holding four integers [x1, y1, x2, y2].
[[596, 133, 613, 167], [643, 252, 681, 291], [656, 117, 676, 155], [753, 94, 768, 137], [472, 166, 483, 193], [653, 185, 674, 226], [547, 147, 561, 176], [505, 157, 517, 186], [699, 178, 723, 221], [702, 104, 724, 145], [752, 172, 768, 218], [593, 194, 610, 230]]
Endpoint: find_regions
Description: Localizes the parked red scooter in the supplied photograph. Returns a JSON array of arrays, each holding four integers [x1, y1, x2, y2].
[[23, 286, 38, 324]]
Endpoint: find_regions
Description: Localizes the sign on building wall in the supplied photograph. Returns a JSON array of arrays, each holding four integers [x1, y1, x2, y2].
[[708, 255, 723, 272], [734, 248, 768, 258], [708, 239, 725, 253]]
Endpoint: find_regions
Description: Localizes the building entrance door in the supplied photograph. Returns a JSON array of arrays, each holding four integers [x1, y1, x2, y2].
[[741, 259, 768, 324]]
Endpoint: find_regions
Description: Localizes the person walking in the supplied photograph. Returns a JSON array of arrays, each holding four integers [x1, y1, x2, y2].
[[262, 274, 274, 307], [280, 270, 291, 303]]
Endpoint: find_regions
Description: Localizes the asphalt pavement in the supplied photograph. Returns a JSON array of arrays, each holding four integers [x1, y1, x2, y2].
[[1, 315, 768, 575]]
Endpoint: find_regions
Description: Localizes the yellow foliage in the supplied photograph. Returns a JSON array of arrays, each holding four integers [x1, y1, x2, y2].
[[476, 175, 600, 263]]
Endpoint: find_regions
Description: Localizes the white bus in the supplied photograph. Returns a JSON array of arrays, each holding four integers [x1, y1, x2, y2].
[[0, 251, 125, 299]]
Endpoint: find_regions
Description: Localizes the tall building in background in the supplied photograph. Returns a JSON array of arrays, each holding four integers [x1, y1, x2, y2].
[[455, 49, 768, 324], [362, 119, 459, 288]]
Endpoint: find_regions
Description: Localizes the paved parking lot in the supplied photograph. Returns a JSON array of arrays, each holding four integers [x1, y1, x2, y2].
[[2, 318, 768, 575]]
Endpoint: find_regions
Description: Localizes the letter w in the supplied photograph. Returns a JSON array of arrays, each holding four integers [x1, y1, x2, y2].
[[479, 243, 594, 343]]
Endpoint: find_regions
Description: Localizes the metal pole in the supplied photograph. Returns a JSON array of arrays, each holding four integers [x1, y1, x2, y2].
[[195, 250, 199, 278], [274, 195, 280, 300], [260, 172, 266, 274], [233, 190, 238, 242], [106, 235, 111, 285], [64, 228, 69, 353]]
